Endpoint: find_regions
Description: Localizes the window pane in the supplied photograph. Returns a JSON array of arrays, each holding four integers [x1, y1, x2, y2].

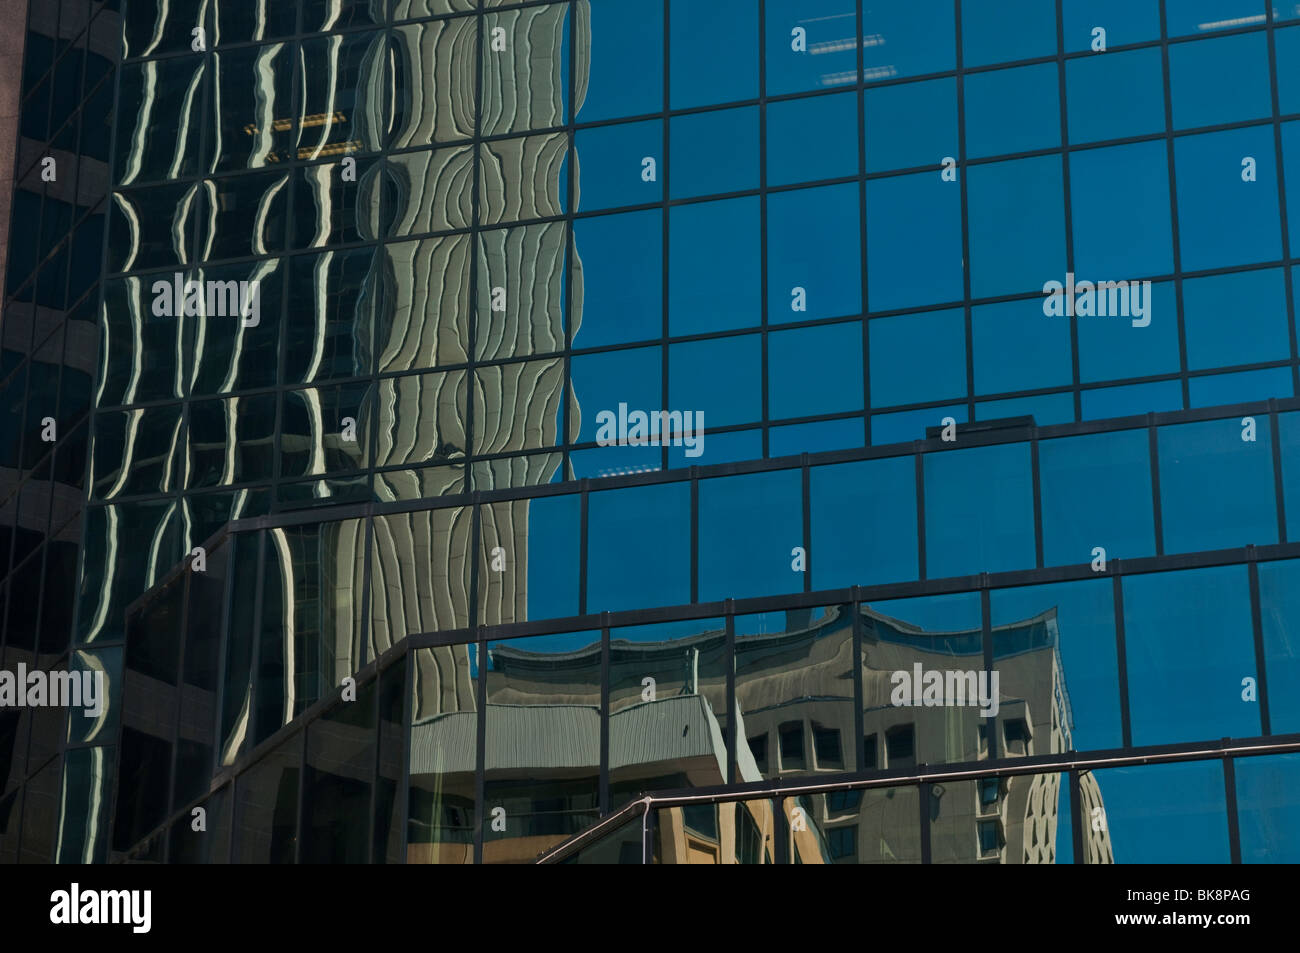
[[582, 0, 663, 122], [610, 618, 728, 803], [810, 456, 919, 588], [1122, 565, 1259, 746], [1257, 559, 1300, 734], [407, 643, 476, 863], [765, 0, 859, 95], [1157, 418, 1277, 553], [485, 631, 602, 862], [768, 184, 861, 323], [1040, 429, 1155, 567], [588, 482, 691, 611], [1235, 753, 1300, 863], [1086, 761, 1228, 863], [699, 469, 802, 601], [925, 441, 1035, 578], [992, 580, 1122, 752]]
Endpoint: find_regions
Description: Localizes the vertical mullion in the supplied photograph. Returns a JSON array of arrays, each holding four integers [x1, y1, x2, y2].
[[857, 0, 870, 446], [660, 0, 671, 475], [758, 0, 769, 460], [1270, 400, 1287, 544], [473, 632, 487, 865], [1157, 0, 1191, 411], [1248, 558, 1271, 736], [851, 587, 865, 774], [599, 615, 609, 815], [954, 0, 974, 427], [397, 641, 412, 864], [1265, 2, 1300, 398], [725, 603, 736, 784], [1224, 755, 1242, 864], [1149, 415, 1164, 555], [1056, 0, 1081, 424], [1113, 568, 1132, 749]]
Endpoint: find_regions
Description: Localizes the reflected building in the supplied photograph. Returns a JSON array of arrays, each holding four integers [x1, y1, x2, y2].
[[6, 0, 1299, 867]]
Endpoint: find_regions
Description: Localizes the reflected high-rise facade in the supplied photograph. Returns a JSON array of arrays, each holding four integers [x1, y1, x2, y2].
[[6, 0, 1300, 864]]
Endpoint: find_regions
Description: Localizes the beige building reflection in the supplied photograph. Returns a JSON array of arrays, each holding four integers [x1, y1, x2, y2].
[[406, 604, 1114, 864]]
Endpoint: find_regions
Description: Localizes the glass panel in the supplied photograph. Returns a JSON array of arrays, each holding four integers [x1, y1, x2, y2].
[[303, 682, 376, 863], [769, 322, 862, 419], [766, 0, 858, 96], [369, 506, 473, 651], [669, 107, 758, 199], [168, 786, 232, 864], [391, 19, 478, 149], [1040, 429, 1155, 567], [961, 0, 1056, 68], [1157, 418, 1277, 554], [968, 155, 1066, 299], [573, 211, 658, 347], [476, 222, 568, 360], [257, 519, 368, 742], [1182, 268, 1289, 372], [1170, 33, 1271, 130], [379, 237, 470, 374], [964, 63, 1059, 159], [210, 43, 294, 172], [1256, 559, 1300, 734], [587, 482, 690, 612], [232, 733, 302, 863], [736, 607, 854, 784], [862, 2, 955, 81], [668, 196, 760, 335], [992, 580, 1122, 752], [809, 456, 919, 589], [768, 185, 861, 325], [485, 631, 602, 863], [407, 643, 477, 864], [668, 0, 758, 109], [699, 469, 802, 602], [374, 657, 407, 864], [1122, 565, 1260, 746], [580, 0, 663, 122], [296, 31, 387, 158], [1175, 127, 1282, 272], [862, 592, 985, 769], [1085, 760, 1228, 863], [924, 441, 1035, 578], [1234, 753, 1300, 863], [480, 5, 572, 137], [609, 618, 728, 805]]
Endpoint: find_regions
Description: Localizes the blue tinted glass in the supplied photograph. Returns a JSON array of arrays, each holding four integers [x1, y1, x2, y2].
[[769, 322, 863, 419], [588, 482, 690, 610], [873, 405, 968, 445], [1277, 26, 1300, 115], [968, 155, 1067, 298], [1066, 48, 1167, 144], [669, 334, 762, 428], [1166, 0, 1267, 36], [961, 0, 1057, 67], [1170, 33, 1272, 129], [1183, 268, 1288, 370], [1092, 762, 1230, 862], [1280, 123, 1300, 250], [1122, 566, 1259, 745], [866, 171, 963, 310], [669, 106, 759, 199], [1081, 379, 1184, 420], [571, 346, 660, 442], [869, 591, 980, 634], [1071, 141, 1173, 279], [525, 495, 579, 621], [669, 196, 760, 334], [811, 457, 919, 588], [1159, 418, 1277, 552], [865, 77, 958, 173], [1062, 0, 1161, 51], [992, 580, 1122, 751], [575, 119, 663, 212], [1076, 281, 1178, 383], [976, 392, 1075, 425], [1235, 753, 1300, 863], [582, 0, 663, 121], [765, 0, 859, 95], [1258, 560, 1300, 734], [668, 429, 762, 468], [669, 0, 758, 109], [1282, 413, 1300, 540], [699, 470, 803, 601], [766, 91, 859, 186], [770, 418, 863, 456], [1189, 366, 1294, 407], [574, 210, 661, 347], [768, 183, 861, 322], [972, 298, 1073, 395], [862, 1, 956, 80], [964, 63, 1060, 159], [1040, 429, 1155, 566], [870, 308, 966, 407], [1176, 126, 1283, 271], [925, 442, 1035, 577]]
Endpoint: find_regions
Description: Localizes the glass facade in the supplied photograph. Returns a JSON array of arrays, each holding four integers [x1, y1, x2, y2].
[[3, 0, 1300, 863]]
